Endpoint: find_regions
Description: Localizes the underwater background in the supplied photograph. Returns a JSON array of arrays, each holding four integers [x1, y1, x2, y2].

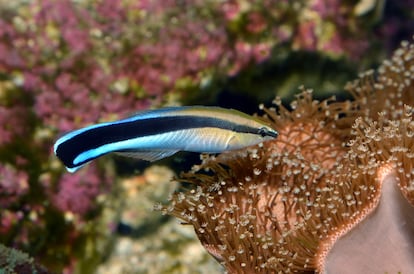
[[0, 0, 414, 273]]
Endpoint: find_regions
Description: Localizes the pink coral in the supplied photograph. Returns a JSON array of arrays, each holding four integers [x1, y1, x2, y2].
[[0, 164, 29, 207], [221, 0, 240, 21], [294, 20, 318, 51], [0, 0, 404, 142], [246, 12, 267, 34], [0, 105, 29, 146], [0, 210, 23, 235], [50, 165, 110, 216]]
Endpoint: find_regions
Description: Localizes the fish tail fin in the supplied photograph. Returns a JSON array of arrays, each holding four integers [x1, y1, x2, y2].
[[54, 123, 113, 172]]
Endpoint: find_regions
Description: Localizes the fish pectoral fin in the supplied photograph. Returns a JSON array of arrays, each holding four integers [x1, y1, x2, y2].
[[116, 150, 179, 162], [225, 134, 239, 149]]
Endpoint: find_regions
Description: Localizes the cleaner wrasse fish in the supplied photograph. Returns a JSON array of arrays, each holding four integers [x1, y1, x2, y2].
[[54, 106, 278, 172]]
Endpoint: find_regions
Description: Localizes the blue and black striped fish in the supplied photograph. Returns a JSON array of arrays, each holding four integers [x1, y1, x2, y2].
[[54, 106, 278, 172]]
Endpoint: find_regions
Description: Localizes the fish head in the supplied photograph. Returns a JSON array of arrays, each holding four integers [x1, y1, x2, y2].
[[257, 125, 278, 139], [226, 125, 278, 150]]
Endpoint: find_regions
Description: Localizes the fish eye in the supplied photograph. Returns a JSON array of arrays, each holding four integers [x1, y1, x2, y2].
[[258, 127, 268, 137], [258, 127, 278, 138]]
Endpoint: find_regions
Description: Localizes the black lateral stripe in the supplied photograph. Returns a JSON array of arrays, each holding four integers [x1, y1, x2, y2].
[[55, 115, 259, 168]]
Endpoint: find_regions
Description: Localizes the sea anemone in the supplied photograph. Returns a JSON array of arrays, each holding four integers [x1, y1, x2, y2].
[[159, 38, 414, 273]]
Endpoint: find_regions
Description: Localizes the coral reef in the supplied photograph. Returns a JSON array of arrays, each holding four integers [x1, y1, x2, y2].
[[160, 38, 414, 273], [0, 0, 413, 272], [96, 165, 220, 274], [96, 221, 221, 274], [0, 244, 50, 274]]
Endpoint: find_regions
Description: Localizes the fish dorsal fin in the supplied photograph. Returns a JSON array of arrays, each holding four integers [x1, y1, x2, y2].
[[116, 150, 179, 162]]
